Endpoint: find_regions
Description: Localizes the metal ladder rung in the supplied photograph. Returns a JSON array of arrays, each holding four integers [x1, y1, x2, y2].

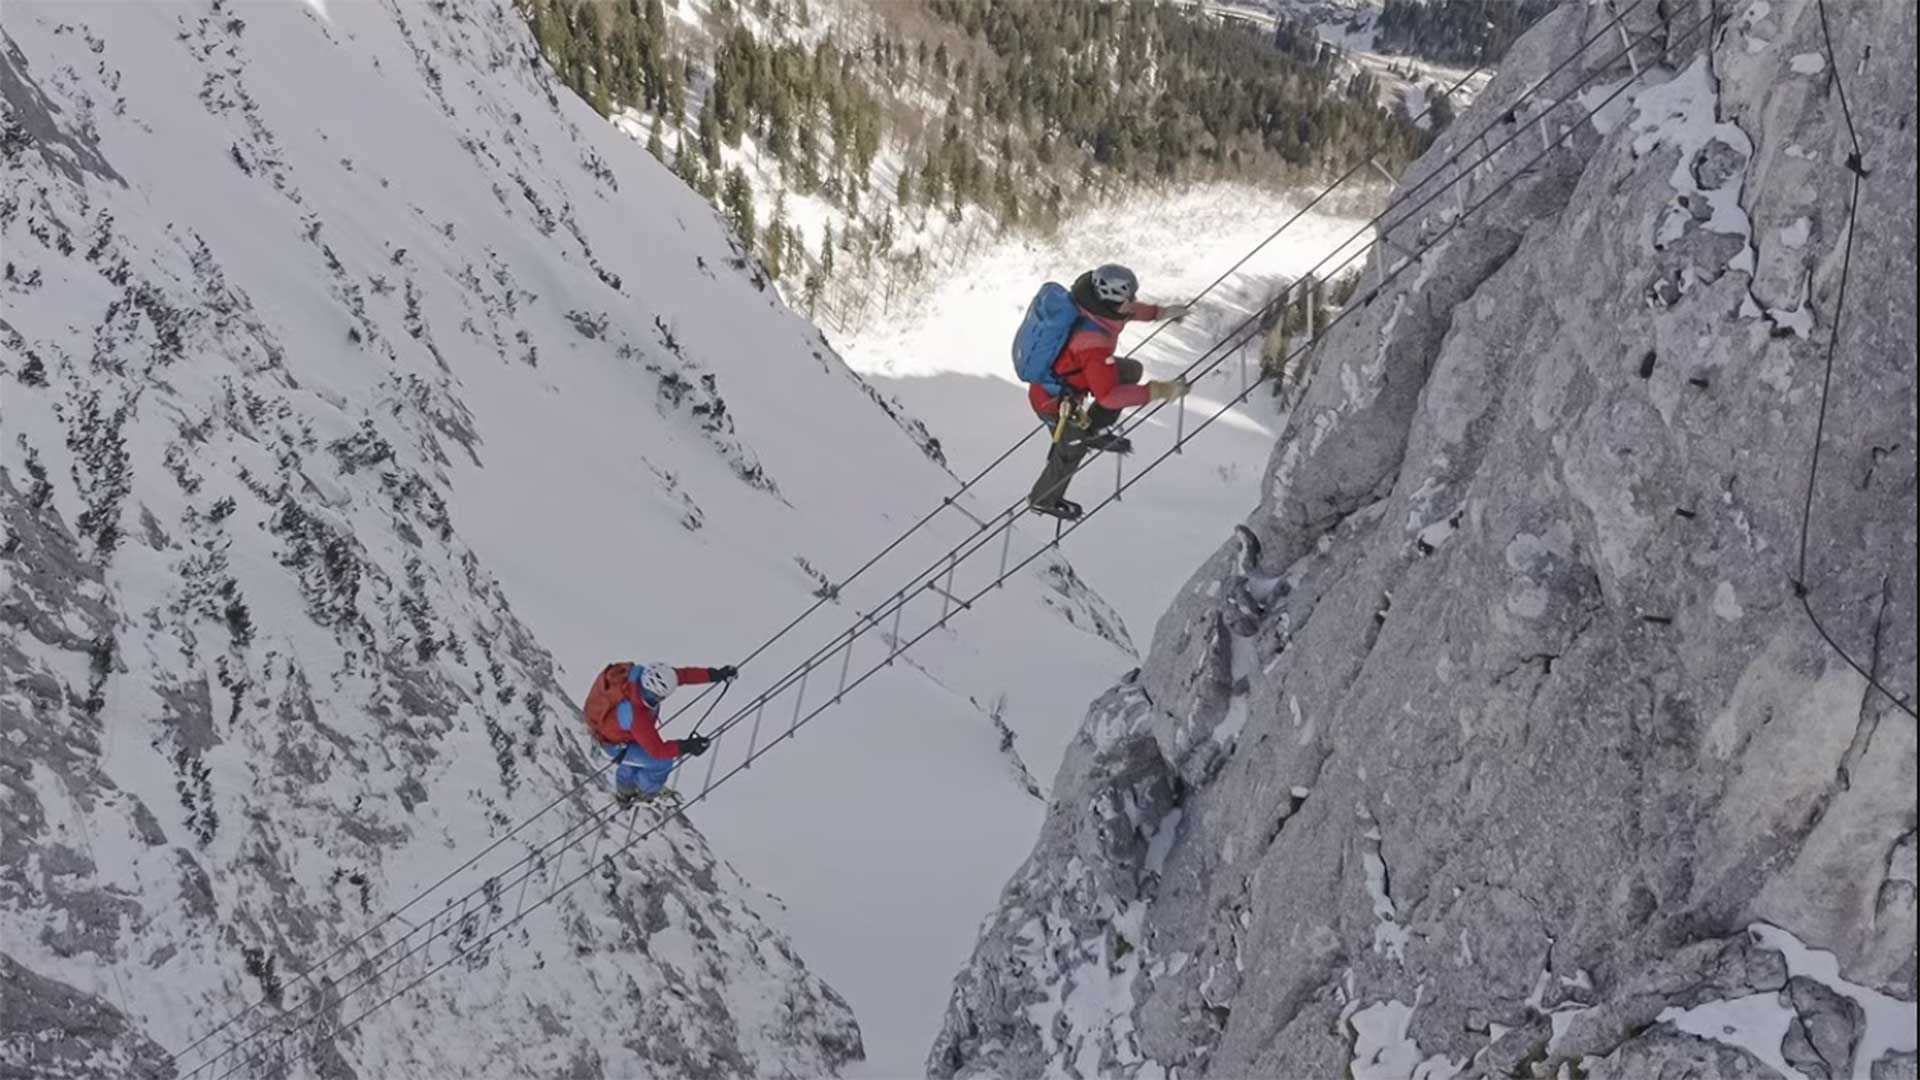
[[788, 667, 809, 738], [929, 581, 970, 614], [745, 701, 766, 763], [944, 494, 987, 528], [700, 730, 722, 795], [886, 596, 905, 664], [834, 622, 858, 702]]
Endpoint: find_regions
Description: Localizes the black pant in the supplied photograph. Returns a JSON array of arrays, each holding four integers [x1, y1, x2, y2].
[[1030, 358, 1142, 505]]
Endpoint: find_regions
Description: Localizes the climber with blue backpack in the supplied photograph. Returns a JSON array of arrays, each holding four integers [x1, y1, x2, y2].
[[1011, 264, 1191, 520]]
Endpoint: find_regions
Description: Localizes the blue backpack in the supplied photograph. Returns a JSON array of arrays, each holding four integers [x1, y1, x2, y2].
[[1011, 282, 1098, 398]]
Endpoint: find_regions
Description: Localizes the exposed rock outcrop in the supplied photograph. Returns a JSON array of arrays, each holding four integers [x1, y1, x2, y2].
[[934, 1, 1916, 1076]]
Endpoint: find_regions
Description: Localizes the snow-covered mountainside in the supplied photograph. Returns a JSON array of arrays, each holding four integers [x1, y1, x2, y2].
[[1, 1, 1138, 1076], [935, 2, 1917, 1077]]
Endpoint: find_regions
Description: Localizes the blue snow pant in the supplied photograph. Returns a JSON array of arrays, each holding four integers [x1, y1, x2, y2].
[[600, 741, 673, 795]]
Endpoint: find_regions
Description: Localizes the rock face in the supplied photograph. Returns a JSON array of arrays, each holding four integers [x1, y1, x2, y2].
[[932, 1, 1916, 1077]]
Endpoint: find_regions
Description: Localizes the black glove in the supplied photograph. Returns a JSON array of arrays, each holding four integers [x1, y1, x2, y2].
[[707, 665, 738, 683], [678, 735, 711, 757]]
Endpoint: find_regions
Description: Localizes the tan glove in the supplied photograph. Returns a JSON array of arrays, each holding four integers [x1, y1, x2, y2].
[[1147, 378, 1190, 402], [1158, 302, 1193, 322]]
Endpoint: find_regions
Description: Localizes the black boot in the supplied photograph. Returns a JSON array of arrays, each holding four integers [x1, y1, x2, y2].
[[1027, 496, 1084, 520]]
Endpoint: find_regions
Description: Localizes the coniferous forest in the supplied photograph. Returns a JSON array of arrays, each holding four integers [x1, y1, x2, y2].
[[1372, 0, 1560, 65], [519, 0, 1429, 322]]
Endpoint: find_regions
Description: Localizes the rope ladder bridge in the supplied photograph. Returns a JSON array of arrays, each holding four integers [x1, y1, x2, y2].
[[162, 4, 1720, 1075]]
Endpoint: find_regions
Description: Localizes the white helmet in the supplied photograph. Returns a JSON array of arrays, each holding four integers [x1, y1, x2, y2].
[[638, 664, 679, 702], [1090, 264, 1139, 306]]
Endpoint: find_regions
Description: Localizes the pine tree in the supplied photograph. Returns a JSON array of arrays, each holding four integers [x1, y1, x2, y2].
[[922, 156, 945, 207], [820, 223, 836, 277], [646, 123, 666, 161], [579, 3, 611, 116], [795, 122, 820, 191], [673, 133, 702, 188], [698, 90, 723, 167], [766, 84, 794, 160], [764, 192, 788, 278], [664, 65, 685, 126], [722, 166, 756, 247]]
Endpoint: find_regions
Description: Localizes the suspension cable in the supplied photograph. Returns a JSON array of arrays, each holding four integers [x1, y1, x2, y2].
[[1790, 0, 1915, 718]]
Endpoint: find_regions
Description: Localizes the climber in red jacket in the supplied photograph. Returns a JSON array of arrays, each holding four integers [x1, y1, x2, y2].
[[583, 661, 737, 803], [1027, 265, 1191, 519]]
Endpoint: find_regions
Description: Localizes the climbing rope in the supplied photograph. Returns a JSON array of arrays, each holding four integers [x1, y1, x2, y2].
[[183, 10, 1704, 1078], [1790, 0, 1916, 719]]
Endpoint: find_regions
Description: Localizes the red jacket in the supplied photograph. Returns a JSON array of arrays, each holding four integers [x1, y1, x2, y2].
[[1028, 301, 1162, 415], [586, 664, 716, 757]]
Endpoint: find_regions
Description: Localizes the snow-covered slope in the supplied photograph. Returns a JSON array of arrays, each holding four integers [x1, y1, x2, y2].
[[1, 1, 1136, 1075]]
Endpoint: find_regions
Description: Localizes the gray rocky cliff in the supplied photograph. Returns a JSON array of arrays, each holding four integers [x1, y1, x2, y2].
[[932, 1, 1916, 1077]]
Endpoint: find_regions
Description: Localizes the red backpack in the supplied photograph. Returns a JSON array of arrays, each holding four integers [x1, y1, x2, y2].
[[583, 662, 636, 743]]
